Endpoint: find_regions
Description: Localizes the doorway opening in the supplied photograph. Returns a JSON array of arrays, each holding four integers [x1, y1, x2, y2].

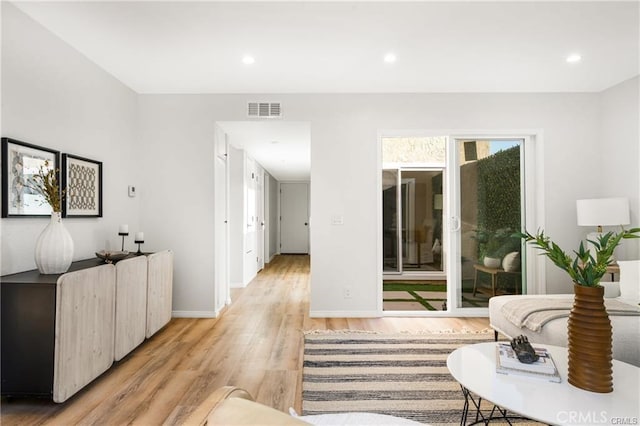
[[215, 121, 310, 312]]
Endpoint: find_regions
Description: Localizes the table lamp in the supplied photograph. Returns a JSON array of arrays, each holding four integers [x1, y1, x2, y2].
[[576, 197, 630, 255]]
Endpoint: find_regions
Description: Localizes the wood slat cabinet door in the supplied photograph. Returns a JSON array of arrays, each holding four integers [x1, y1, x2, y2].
[[53, 264, 115, 403], [114, 256, 148, 361], [146, 250, 173, 338]]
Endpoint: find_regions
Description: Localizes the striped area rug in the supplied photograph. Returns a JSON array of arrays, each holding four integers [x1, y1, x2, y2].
[[302, 332, 494, 425]]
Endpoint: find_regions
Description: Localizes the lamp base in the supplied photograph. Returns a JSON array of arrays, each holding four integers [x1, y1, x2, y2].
[[135, 241, 144, 255]]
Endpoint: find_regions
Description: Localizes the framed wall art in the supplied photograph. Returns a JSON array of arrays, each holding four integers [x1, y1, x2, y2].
[[1, 137, 60, 218], [62, 154, 103, 218]]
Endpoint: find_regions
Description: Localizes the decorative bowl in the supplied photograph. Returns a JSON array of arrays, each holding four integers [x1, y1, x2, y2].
[[96, 250, 129, 263]]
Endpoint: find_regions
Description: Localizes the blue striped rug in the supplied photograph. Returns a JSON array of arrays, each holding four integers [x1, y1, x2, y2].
[[302, 332, 493, 425]]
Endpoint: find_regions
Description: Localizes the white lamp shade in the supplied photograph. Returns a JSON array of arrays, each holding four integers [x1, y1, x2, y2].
[[576, 198, 630, 227]]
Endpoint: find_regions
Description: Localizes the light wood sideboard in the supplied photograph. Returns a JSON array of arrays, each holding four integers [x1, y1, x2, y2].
[[114, 255, 148, 362], [1, 250, 173, 402], [146, 250, 174, 338], [54, 264, 116, 402]]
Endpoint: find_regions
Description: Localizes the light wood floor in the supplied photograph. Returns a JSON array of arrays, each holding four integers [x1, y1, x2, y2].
[[1, 255, 489, 425]]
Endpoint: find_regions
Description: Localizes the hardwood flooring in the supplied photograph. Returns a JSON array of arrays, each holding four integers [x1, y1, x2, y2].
[[0, 255, 489, 425]]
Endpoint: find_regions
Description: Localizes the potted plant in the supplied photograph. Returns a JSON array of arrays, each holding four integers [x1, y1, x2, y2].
[[520, 227, 639, 393], [28, 160, 74, 274]]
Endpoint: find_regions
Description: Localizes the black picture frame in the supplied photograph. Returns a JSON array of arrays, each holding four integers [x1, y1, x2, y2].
[[61, 154, 103, 218], [1, 137, 60, 218]]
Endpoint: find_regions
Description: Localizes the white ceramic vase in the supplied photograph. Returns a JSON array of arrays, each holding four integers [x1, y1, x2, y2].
[[34, 212, 74, 274], [483, 256, 501, 269]]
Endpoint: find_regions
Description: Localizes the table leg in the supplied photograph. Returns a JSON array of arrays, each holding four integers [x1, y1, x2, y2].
[[491, 274, 497, 297], [473, 270, 479, 296], [457, 385, 531, 426], [459, 384, 489, 425]]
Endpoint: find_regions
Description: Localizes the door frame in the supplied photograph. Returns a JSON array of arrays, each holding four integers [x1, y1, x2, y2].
[[377, 129, 545, 317]]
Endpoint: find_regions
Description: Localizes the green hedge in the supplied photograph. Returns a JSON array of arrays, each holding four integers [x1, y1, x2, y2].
[[476, 146, 521, 256]]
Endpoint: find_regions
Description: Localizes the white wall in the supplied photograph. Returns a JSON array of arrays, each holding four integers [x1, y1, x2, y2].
[[1, 3, 139, 275], [134, 92, 619, 314], [136, 95, 216, 314], [599, 76, 640, 260]]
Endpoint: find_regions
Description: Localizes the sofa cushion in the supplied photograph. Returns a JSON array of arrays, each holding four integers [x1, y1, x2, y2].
[[601, 281, 621, 298], [502, 252, 520, 272], [618, 260, 640, 303]]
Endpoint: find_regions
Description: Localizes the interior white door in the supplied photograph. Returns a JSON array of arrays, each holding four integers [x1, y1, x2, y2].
[[213, 125, 229, 308], [256, 170, 265, 270], [280, 182, 309, 254], [214, 147, 229, 309]]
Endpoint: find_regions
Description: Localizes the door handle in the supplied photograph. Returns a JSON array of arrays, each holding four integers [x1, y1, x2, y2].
[[304, 222, 308, 226]]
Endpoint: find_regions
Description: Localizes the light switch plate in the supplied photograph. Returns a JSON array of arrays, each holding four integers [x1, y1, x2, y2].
[[331, 215, 344, 225], [128, 185, 136, 197]]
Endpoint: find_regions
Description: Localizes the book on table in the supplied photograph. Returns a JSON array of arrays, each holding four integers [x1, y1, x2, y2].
[[495, 343, 561, 383]]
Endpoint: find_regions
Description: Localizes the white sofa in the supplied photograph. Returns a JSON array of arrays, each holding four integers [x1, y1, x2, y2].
[[489, 291, 640, 367], [182, 386, 423, 426]]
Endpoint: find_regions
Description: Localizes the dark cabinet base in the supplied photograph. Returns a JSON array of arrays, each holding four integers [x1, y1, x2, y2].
[[1, 258, 105, 398], [1, 283, 56, 397]]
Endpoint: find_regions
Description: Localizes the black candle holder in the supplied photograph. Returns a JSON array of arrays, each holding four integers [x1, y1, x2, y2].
[[134, 238, 144, 255], [118, 232, 129, 251]]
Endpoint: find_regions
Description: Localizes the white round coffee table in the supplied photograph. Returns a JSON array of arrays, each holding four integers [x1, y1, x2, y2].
[[447, 342, 640, 425]]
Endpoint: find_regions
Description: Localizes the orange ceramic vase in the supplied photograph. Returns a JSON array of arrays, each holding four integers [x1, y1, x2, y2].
[[567, 283, 613, 393]]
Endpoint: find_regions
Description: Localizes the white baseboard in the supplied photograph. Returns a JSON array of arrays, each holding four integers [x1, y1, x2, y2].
[[267, 253, 276, 263], [172, 310, 219, 318], [309, 310, 381, 318]]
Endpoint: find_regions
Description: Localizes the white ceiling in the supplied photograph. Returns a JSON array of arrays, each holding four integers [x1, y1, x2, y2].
[[10, 1, 639, 181], [217, 121, 311, 181], [13, 1, 639, 94]]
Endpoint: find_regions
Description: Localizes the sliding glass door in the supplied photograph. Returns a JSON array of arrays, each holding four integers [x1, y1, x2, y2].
[[381, 135, 528, 314], [451, 139, 524, 310]]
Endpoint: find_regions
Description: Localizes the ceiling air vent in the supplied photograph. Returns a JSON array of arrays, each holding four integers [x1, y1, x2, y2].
[[247, 102, 282, 118]]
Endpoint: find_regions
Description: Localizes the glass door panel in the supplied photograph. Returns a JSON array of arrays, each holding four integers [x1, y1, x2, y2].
[[400, 170, 444, 273], [381, 136, 448, 313], [382, 169, 399, 273], [456, 140, 523, 308]]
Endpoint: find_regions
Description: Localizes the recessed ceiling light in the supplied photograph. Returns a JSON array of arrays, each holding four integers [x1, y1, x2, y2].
[[566, 53, 582, 64], [384, 53, 397, 63], [242, 55, 255, 65]]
